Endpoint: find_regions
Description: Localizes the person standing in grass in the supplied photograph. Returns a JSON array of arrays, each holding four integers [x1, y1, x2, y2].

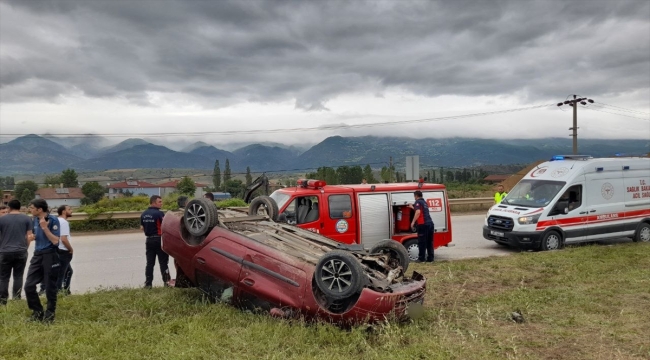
[[24, 199, 60, 322], [140, 195, 170, 288], [0, 200, 32, 304], [56, 205, 74, 295]]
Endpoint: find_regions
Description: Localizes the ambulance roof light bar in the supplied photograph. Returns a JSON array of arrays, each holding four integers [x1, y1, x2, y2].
[[550, 155, 592, 161], [296, 179, 327, 189]]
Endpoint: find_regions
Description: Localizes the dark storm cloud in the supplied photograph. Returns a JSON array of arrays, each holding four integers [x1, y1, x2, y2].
[[1, 0, 648, 109]]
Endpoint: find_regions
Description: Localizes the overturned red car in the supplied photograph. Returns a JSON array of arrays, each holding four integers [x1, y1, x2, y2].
[[161, 198, 426, 325]]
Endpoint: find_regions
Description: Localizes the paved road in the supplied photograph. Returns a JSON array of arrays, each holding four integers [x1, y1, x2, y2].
[[8, 214, 634, 295]]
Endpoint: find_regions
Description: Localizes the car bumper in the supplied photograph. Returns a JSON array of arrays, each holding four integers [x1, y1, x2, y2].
[[311, 271, 427, 324], [482, 226, 541, 249]]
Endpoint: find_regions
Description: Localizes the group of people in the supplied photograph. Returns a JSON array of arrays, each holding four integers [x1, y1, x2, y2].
[[0, 199, 74, 322]]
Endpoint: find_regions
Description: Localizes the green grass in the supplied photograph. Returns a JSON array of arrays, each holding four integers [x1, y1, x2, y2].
[[2, 244, 649, 360]]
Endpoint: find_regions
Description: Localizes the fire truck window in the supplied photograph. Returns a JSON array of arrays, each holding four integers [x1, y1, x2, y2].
[[329, 195, 352, 219]]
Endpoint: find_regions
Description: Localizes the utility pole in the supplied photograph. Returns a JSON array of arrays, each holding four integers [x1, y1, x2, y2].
[[557, 95, 594, 154], [389, 157, 393, 183]]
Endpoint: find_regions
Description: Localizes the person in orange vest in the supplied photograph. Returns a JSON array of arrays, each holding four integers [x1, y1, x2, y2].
[[494, 184, 508, 204]]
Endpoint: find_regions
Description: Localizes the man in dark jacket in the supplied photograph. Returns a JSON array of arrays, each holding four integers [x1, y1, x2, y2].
[[25, 199, 60, 322], [409, 190, 435, 263], [140, 195, 170, 288]]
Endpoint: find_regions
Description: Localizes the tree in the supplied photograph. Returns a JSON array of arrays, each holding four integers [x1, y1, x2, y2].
[[60, 169, 79, 187], [1, 176, 15, 190], [362, 164, 378, 183], [81, 181, 106, 204], [212, 160, 221, 190], [223, 159, 232, 182], [176, 176, 196, 196], [223, 179, 244, 198], [14, 181, 38, 205], [245, 167, 252, 187], [44, 175, 61, 187], [306, 167, 338, 185], [380, 165, 395, 183]]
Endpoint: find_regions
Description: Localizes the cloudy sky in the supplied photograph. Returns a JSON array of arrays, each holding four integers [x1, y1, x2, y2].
[[1, 0, 649, 149]]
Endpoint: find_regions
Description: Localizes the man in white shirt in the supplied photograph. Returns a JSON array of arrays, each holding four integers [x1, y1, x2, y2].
[[56, 205, 74, 295]]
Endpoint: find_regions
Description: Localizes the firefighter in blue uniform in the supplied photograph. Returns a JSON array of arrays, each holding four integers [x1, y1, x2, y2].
[[140, 195, 170, 288], [409, 190, 435, 262]]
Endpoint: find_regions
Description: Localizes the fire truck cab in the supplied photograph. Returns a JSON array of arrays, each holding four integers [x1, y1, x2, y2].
[[265, 179, 453, 260]]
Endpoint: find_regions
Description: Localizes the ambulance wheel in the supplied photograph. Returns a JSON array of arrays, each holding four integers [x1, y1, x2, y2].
[[633, 222, 650, 242], [184, 198, 219, 237], [369, 240, 410, 273], [314, 251, 364, 301], [540, 230, 562, 251], [248, 196, 279, 222], [403, 239, 420, 262]]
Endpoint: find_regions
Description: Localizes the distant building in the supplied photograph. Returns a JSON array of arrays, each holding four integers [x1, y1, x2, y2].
[[157, 180, 208, 199], [35, 187, 84, 208], [107, 180, 160, 199], [483, 174, 512, 184]]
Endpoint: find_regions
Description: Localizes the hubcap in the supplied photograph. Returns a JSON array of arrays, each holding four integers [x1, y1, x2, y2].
[[640, 226, 650, 242], [546, 234, 560, 250], [186, 203, 206, 231], [255, 205, 268, 216], [320, 259, 353, 293], [406, 244, 419, 261]]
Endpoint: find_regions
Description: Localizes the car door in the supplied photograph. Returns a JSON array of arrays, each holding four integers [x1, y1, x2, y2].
[[192, 236, 248, 303], [236, 242, 307, 312], [554, 183, 588, 243]]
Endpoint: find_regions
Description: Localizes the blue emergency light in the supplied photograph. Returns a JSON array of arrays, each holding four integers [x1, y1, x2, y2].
[[550, 155, 565, 161], [550, 155, 592, 161]]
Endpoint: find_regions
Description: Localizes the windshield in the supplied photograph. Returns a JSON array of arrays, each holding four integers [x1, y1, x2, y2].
[[270, 191, 292, 211], [502, 180, 566, 208]]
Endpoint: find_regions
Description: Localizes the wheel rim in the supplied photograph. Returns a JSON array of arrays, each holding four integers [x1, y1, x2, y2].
[[546, 234, 560, 250], [640, 226, 650, 242], [186, 203, 207, 232], [320, 259, 353, 294], [255, 205, 268, 216], [406, 243, 419, 261]]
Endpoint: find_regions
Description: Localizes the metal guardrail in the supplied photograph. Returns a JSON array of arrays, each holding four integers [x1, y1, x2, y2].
[[66, 198, 493, 221]]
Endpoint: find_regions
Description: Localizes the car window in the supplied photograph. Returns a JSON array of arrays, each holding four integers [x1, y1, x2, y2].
[[329, 194, 352, 219]]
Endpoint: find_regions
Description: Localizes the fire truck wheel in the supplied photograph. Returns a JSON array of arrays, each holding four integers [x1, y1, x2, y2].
[[540, 230, 562, 251], [248, 196, 279, 222], [633, 222, 650, 242], [183, 198, 219, 237], [314, 251, 364, 301], [402, 239, 420, 262], [174, 261, 194, 288], [369, 240, 410, 273]]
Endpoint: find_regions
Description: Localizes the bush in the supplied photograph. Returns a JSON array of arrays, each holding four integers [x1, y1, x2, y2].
[[70, 219, 140, 232], [216, 198, 248, 208]]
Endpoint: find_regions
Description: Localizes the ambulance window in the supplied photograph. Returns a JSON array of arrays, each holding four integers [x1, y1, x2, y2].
[[557, 185, 582, 212], [329, 195, 352, 219]]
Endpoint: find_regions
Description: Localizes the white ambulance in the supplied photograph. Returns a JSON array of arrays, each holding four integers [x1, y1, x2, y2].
[[483, 155, 650, 250]]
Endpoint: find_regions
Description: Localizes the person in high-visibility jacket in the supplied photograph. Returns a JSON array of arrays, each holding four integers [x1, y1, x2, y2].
[[494, 184, 508, 204]]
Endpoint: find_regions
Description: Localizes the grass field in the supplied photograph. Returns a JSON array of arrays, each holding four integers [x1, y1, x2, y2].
[[1, 243, 648, 360]]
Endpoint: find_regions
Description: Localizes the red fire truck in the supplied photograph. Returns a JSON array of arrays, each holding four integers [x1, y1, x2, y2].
[[248, 179, 453, 261]]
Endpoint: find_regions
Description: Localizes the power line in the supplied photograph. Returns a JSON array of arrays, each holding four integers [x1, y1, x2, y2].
[[585, 106, 650, 121], [595, 103, 650, 116], [0, 103, 555, 138]]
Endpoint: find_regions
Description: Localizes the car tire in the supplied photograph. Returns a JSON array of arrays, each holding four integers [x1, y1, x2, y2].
[[633, 222, 650, 242], [369, 240, 410, 273], [540, 230, 562, 251], [402, 239, 420, 262], [184, 198, 219, 237], [248, 196, 279, 222], [314, 250, 364, 301]]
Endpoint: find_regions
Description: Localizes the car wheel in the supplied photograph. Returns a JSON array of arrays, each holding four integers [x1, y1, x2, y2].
[[633, 222, 650, 242], [369, 240, 410, 273], [540, 230, 562, 251], [184, 198, 219, 237], [314, 250, 364, 301], [248, 196, 279, 222], [402, 239, 420, 262]]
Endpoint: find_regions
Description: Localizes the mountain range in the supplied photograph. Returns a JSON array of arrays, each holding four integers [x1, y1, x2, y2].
[[0, 134, 648, 175]]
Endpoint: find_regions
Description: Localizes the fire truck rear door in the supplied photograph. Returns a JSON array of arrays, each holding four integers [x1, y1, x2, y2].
[[357, 193, 391, 249]]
